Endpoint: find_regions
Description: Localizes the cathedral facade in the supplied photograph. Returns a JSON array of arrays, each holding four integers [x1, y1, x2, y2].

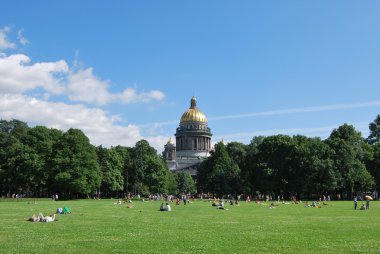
[[162, 96, 212, 175]]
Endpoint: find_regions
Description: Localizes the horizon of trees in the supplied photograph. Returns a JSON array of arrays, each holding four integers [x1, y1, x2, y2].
[[0, 115, 379, 200]]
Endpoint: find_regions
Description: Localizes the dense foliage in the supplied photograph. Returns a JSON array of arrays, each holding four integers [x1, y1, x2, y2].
[[0, 120, 179, 199], [1, 115, 380, 199], [198, 117, 380, 199]]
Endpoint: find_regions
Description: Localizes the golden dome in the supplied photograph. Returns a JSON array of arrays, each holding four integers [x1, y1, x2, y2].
[[180, 96, 207, 124]]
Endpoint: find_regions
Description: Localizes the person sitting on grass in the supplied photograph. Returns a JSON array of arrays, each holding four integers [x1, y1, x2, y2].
[[166, 203, 172, 212], [230, 200, 234, 206], [217, 200, 225, 209], [360, 204, 366, 210], [160, 203, 166, 211]]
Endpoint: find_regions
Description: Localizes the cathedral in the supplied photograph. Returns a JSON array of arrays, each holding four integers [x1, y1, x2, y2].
[[162, 96, 212, 175]]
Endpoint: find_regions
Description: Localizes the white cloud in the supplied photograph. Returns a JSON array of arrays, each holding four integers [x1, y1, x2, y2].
[[119, 87, 165, 104], [0, 52, 165, 105], [17, 29, 29, 46], [0, 93, 143, 148], [0, 33, 167, 151], [0, 53, 68, 94], [0, 30, 165, 105], [66, 67, 114, 105], [0, 26, 16, 50], [66, 68, 165, 105]]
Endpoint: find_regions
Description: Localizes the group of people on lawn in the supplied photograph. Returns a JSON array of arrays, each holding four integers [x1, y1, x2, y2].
[[29, 213, 56, 222], [354, 196, 371, 210]]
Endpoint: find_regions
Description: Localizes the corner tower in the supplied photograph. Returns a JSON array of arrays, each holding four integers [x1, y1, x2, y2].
[[175, 96, 212, 158]]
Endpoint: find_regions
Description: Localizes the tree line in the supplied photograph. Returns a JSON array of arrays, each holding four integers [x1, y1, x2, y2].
[[0, 120, 194, 199], [1, 115, 380, 200], [198, 115, 380, 200]]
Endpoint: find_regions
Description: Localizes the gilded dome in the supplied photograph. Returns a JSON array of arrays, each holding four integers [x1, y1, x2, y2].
[[180, 96, 207, 124]]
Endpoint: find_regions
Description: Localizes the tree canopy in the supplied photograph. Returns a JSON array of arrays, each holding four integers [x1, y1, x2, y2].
[[1, 117, 379, 200]]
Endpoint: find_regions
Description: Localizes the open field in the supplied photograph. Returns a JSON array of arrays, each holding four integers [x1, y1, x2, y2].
[[0, 199, 379, 254]]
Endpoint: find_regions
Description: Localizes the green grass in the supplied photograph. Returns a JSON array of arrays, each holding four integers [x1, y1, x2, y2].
[[0, 199, 379, 253]]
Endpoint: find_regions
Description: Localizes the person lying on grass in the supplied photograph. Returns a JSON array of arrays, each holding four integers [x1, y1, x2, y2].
[[29, 214, 40, 222], [43, 214, 56, 222]]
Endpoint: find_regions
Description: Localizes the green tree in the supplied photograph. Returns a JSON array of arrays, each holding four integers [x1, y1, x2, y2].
[[166, 171, 179, 194], [198, 142, 240, 196], [367, 143, 380, 194], [226, 142, 247, 169], [51, 129, 101, 198], [23, 126, 63, 196], [0, 120, 32, 196], [113, 145, 133, 194], [130, 140, 169, 195], [0, 119, 29, 140], [239, 137, 265, 195], [326, 124, 375, 198], [97, 146, 124, 197], [255, 135, 298, 198], [293, 136, 337, 198], [175, 172, 196, 194], [0, 142, 42, 195], [367, 115, 380, 144]]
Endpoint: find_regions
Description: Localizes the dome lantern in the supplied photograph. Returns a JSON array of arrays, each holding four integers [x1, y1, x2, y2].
[[190, 96, 197, 108]]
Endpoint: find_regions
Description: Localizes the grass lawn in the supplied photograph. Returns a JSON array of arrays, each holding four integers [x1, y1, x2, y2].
[[0, 198, 379, 254]]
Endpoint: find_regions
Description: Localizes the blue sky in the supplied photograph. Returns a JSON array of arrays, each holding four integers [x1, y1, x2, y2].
[[1, 1, 380, 152]]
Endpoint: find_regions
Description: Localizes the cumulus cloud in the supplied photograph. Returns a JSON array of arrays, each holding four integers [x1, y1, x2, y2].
[[0, 93, 169, 151], [0, 53, 68, 94], [66, 68, 165, 105], [0, 28, 165, 105], [0, 52, 165, 105], [0, 26, 16, 50], [66, 67, 113, 104], [0, 29, 167, 151], [0, 54, 166, 150], [0, 93, 143, 147]]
